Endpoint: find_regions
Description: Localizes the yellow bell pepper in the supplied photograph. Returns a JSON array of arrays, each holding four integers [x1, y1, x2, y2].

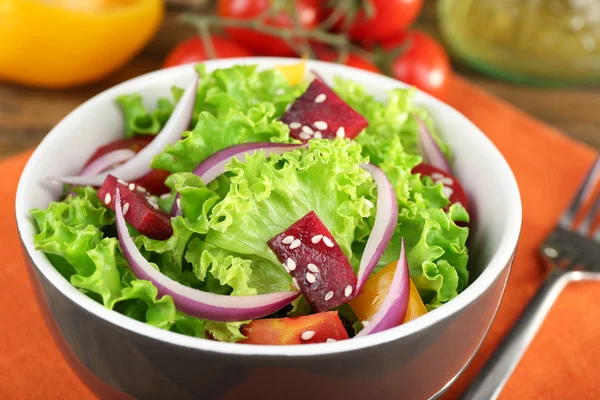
[[0, 0, 164, 88], [349, 261, 428, 325], [275, 60, 306, 86]]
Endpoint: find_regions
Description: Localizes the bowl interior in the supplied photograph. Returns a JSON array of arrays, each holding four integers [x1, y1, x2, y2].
[[15, 57, 521, 356]]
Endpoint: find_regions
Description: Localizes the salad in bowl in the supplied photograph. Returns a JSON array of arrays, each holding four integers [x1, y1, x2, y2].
[[31, 62, 470, 345]]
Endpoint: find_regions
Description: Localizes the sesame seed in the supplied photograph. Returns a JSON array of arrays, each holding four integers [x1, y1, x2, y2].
[[137, 186, 147, 194], [292, 277, 300, 290], [441, 177, 454, 186], [128, 183, 136, 191], [285, 104, 291, 111], [455, 201, 463, 208], [431, 172, 444, 180], [325, 291, 334, 301], [276, 88, 285, 96], [322, 236, 334, 248], [160, 193, 171, 199], [311, 234, 323, 244], [314, 94, 326, 103], [117, 179, 128, 185], [176, 198, 182, 210], [122, 202, 130, 216], [344, 285, 353, 297], [365, 199, 374, 208], [306, 272, 316, 283], [290, 239, 301, 250], [283, 263, 290, 273], [313, 131, 322, 139], [313, 121, 328, 130], [282, 235, 295, 244], [104, 193, 112, 205], [307, 263, 319, 273], [287, 258, 296, 271], [362, 321, 370, 327], [336, 126, 345, 138], [302, 125, 314, 134], [299, 132, 312, 140], [289, 122, 301, 129], [301, 330, 315, 340], [326, 338, 336, 343], [150, 202, 159, 210], [442, 186, 454, 198]]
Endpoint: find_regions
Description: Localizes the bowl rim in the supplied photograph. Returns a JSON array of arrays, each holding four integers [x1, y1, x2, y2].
[[16, 57, 522, 357]]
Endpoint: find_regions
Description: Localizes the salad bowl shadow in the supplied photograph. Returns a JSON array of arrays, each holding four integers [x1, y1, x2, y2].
[[16, 58, 521, 400]]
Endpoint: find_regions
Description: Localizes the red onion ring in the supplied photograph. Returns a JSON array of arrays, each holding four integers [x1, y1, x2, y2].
[[356, 238, 410, 336], [52, 71, 199, 187], [355, 163, 398, 293], [114, 188, 300, 322], [172, 142, 307, 216], [414, 114, 451, 174], [79, 149, 135, 176]]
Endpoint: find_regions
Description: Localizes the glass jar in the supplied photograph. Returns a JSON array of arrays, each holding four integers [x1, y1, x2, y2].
[[438, 0, 600, 85]]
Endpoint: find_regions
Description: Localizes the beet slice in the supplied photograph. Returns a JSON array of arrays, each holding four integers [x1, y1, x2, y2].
[[280, 78, 368, 142], [267, 211, 358, 312], [98, 174, 173, 240]]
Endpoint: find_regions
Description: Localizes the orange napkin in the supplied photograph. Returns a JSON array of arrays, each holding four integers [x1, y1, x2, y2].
[[0, 76, 598, 400]]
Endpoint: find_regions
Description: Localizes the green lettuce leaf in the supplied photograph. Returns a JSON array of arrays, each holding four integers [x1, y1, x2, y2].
[[115, 89, 180, 138]]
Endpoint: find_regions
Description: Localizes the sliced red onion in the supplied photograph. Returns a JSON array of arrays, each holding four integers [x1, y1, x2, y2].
[[414, 114, 451, 174], [53, 72, 199, 187], [172, 142, 307, 216], [356, 238, 410, 336], [79, 149, 135, 176], [355, 163, 398, 293], [114, 188, 300, 322]]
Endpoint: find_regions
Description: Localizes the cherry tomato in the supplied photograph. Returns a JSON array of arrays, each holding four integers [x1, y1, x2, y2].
[[84, 137, 171, 195], [349, 261, 427, 324], [330, 0, 423, 43], [217, 0, 321, 56], [412, 163, 469, 211], [240, 311, 349, 345], [163, 36, 253, 68], [380, 30, 451, 99], [313, 44, 380, 74]]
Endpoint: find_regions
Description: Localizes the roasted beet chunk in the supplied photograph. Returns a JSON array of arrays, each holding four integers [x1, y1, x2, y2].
[[98, 175, 173, 240], [268, 211, 358, 312], [280, 78, 368, 142]]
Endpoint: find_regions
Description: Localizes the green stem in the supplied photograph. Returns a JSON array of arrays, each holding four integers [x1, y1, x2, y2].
[[196, 20, 217, 60], [319, 0, 352, 31]]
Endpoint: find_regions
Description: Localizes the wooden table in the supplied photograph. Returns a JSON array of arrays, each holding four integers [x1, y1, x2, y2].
[[1, 7, 599, 159]]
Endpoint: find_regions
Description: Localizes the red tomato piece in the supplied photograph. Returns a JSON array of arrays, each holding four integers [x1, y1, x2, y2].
[[412, 163, 469, 211], [217, 0, 321, 56], [240, 311, 349, 345], [83, 137, 170, 195], [380, 30, 451, 99], [163, 36, 253, 68], [312, 44, 380, 74]]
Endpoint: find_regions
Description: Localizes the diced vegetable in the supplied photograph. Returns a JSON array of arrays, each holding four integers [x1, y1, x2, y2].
[[98, 175, 173, 240], [268, 211, 358, 312], [240, 311, 349, 345], [275, 61, 306, 85], [349, 263, 427, 325], [280, 78, 368, 141]]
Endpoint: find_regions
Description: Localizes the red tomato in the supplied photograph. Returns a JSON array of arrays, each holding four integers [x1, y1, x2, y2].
[[217, 0, 321, 56], [84, 137, 171, 195], [330, 0, 423, 43], [412, 163, 469, 212], [162, 36, 253, 68], [380, 30, 451, 99], [313, 44, 380, 74], [240, 312, 349, 345]]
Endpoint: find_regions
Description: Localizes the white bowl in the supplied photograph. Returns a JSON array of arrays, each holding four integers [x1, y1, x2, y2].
[[16, 58, 521, 400]]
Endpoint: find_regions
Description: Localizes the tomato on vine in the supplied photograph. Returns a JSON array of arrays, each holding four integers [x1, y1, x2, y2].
[[163, 36, 253, 68]]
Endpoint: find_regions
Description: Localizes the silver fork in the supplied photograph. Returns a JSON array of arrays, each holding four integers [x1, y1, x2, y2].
[[462, 158, 600, 400]]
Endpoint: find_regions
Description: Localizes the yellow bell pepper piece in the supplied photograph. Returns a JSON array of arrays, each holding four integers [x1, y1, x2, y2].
[[275, 61, 306, 86], [349, 260, 428, 325], [0, 0, 164, 88]]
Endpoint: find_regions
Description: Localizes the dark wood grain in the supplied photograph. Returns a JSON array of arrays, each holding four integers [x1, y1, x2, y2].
[[1, 3, 599, 159]]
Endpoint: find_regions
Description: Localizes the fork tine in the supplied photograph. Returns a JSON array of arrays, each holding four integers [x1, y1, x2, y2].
[[559, 157, 600, 229], [578, 190, 600, 235]]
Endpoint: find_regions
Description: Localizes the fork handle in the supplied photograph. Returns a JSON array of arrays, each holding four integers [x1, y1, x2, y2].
[[460, 267, 573, 400]]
